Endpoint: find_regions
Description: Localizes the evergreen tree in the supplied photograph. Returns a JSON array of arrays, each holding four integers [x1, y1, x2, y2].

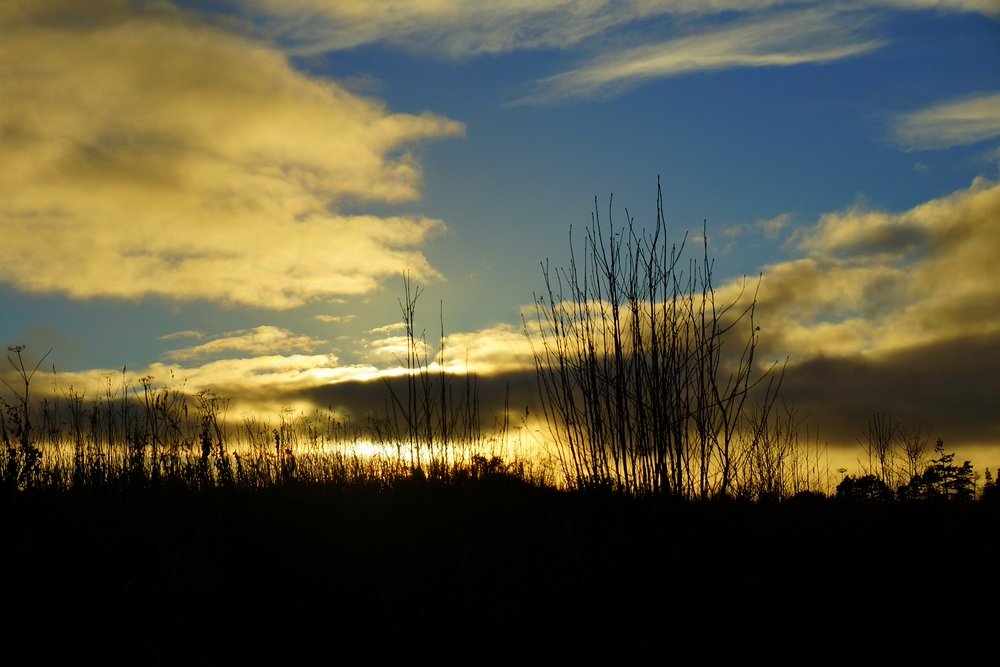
[[982, 468, 999, 502], [897, 439, 974, 501]]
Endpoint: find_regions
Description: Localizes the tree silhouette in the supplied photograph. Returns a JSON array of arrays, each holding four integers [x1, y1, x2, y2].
[[897, 439, 974, 502], [836, 473, 894, 502], [981, 468, 999, 502]]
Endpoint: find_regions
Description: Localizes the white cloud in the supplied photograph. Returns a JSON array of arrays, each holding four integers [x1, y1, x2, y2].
[[893, 92, 1000, 150], [0, 2, 464, 308]]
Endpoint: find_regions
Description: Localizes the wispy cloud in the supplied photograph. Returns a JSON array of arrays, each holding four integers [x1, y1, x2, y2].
[[163, 326, 328, 362], [718, 211, 794, 251], [244, 0, 792, 57], [0, 2, 463, 308], [232, 2, 993, 109], [159, 330, 206, 342], [758, 212, 792, 239], [875, 0, 1000, 16], [518, 9, 885, 103], [893, 92, 1000, 150], [242, 1, 997, 58], [314, 314, 356, 324], [368, 322, 408, 335]]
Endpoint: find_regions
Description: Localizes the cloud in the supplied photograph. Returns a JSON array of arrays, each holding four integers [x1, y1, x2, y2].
[[518, 9, 885, 103], [16, 316, 538, 429], [242, 1, 997, 58], [244, 0, 795, 57], [0, 2, 464, 308], [893, 92, 1000, 150], [362, 334, 427, 367], [875, 0, 1000, 16], [18, 347, 389, 422], [778, 331, 1000, 449], [766, 177, 1000, 355], [159, 330, 206, 342], [222, 2, 993, 109], [163, 326, 328, 362], [439, 324, 536, 375], [717, 211, 793, 252], [758, 212, 792, 239], [720, 177, 1000, 448], [314, 314, 356, 324], [368, 322, 408, 335]]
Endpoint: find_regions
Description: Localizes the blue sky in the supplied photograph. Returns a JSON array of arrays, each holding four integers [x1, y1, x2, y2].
[[1, 1, 998, 466]]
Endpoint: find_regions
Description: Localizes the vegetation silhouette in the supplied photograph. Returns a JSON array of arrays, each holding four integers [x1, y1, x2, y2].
[[2, 183, 998, 661], [528, 178, 783, 498]]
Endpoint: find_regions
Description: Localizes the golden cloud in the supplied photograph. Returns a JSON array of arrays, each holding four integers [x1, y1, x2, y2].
[[0, 1, 464, 308], [747, 177, 1000, 361], [163, 326, 328, 362], [22, 350, 386, 423], [439, 324, 536, 375]]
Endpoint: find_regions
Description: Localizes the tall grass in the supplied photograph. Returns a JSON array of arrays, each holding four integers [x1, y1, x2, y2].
[[526, 179, 783, 498], [375, 274, 513, 476], [0, 299, 538, 493]]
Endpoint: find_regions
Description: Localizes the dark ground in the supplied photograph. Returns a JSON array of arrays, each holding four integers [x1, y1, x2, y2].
[[3, 479, 998, 664]]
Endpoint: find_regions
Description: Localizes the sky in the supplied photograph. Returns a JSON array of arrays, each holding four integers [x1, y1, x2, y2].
[[1, 1, 999, 472]]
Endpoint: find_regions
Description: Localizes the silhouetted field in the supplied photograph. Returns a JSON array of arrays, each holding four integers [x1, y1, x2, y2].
[[4, 471, 998, 663]]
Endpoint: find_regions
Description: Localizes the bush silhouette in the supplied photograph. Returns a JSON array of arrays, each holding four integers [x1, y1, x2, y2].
[[836, 474, 894, 502]]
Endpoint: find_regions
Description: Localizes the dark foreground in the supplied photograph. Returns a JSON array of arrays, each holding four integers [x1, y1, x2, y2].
[[3, 479, 998, 664]]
